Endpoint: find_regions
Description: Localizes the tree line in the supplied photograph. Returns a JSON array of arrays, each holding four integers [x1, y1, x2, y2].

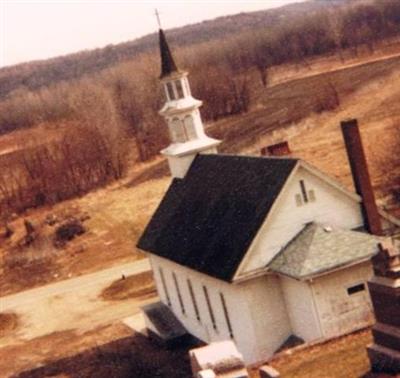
[[0, 83, 129, 217], [1, 0, 400, 215], [2, 0, 400, 134], [0, 0, 345, 100]]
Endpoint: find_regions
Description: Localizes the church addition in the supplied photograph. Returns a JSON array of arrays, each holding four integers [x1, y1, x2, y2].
[[137, 29, 399, 365]]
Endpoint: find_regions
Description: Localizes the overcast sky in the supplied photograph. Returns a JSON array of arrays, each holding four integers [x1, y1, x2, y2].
[[0, 0, 304, 68]]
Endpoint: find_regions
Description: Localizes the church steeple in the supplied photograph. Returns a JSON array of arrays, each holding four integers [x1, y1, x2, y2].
[[157, 29, 221, 178], [159, 29, 178, 78]]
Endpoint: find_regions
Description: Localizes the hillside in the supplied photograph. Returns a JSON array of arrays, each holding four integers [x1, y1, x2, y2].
[[1, 50, 400, 377], [1, 0, 399, 300], [1, 9, 400, 374], [0, 0, 350, 99], [1, 45, 399, 297]]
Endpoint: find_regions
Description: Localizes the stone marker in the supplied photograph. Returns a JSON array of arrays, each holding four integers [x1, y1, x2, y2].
[[197, 369, 217, 378], [367, 241, 400, 374], [259, 365, 280, 378], [189, 340, 249, 378]]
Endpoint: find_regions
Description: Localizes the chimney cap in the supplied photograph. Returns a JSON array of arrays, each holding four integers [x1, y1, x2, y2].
[[341, 118, 358, 125]]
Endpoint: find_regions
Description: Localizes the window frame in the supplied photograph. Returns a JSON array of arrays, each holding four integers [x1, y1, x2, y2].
[[295, 193, 303, 207], [187, 279, 201, 322], [184, 115, 197, 140], [159, 267, 171, 306], [172, 272, 186, 315], [166, 82, 176, 100], [347, 282, 366, 296], [220, 292, 234, 339], [299, 180, 309, 203], [203, 285, 217, 331], [184, 78, 191, 96], [175, 80, 184, 98], [171, 117, 187, 143], [308, 189, 316, 202]]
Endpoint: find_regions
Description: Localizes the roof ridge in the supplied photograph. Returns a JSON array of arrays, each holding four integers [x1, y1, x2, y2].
[[297, 223, 319, 277], [196, 153, 299, 161]]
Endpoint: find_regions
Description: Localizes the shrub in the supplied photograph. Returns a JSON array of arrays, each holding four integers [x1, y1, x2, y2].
[[54, 218, 86, 247]]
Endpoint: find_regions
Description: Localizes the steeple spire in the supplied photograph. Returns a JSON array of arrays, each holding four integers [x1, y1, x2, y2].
[[159, 29, 178, 78]]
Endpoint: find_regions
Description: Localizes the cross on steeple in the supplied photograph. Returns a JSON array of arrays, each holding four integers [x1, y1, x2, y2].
[[155, 8, 162, 29]]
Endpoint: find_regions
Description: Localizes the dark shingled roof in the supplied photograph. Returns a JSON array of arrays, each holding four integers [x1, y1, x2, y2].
[[137, 154, 298, 282], [159, 29, 178, 78]]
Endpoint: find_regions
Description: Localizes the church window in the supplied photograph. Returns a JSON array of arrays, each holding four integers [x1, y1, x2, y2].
[[184, 115, 197, 140], [187, 279, 201, 322], [308, 189, 316, 202], [347, 283, 366, 295], [299, 180, 309, 203], [175, 80, 184, 98], [203, 285, 217, 331], [166, 82, 175, 100], [159, 267, 171, 306], [173, 272, 186, 315], [297, 180, 316, 205], [220, 293, 234, 339]]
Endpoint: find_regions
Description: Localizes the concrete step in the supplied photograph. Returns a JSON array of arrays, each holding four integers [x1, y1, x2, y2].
[[368, 343, 400, 374]]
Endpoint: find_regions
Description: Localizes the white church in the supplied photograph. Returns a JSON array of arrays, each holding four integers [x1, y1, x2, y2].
[[137, 29, 400, 365]]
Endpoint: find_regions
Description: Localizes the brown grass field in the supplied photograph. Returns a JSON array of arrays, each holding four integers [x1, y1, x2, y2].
[[0, 326, 387, 378], [2, 46, 400, 296], [0, 313, 18, 338], [269, 330, 373, 378], [101, 271, 155, 301], [1, 323, 193, 378], [0, 169, 169, 295]]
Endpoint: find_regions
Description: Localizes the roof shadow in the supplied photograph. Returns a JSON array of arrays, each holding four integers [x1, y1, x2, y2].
[[12, 332, 192, 378]]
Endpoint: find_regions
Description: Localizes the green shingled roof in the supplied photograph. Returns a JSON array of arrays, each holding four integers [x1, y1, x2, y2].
[[269, 223, 379, 280]]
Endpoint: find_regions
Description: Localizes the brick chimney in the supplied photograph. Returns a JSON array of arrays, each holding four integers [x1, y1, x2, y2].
[[340, 119, 382, 235], [261, 141, 291, 156]]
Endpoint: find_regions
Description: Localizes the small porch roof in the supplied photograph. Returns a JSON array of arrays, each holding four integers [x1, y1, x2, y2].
[[269, 223, 380, 280]]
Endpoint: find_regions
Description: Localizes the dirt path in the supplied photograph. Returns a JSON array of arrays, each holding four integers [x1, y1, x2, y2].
[[0, 259, 154, 348]]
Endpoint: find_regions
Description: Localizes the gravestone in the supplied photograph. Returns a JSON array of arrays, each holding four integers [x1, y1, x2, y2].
[[189, 340, 249, 378], [259, 365, 280, 378], [367, 241, 400, 374]]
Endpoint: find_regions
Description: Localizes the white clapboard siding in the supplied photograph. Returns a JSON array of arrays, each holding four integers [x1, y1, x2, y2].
[[150, 255, 291, 364], [311, 261, 374, 338], [281, 276, 323, 342]]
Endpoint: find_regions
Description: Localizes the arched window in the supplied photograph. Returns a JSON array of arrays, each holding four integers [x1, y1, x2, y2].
[[171, 118, 187, 143], [184, 115, 197, 140]]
